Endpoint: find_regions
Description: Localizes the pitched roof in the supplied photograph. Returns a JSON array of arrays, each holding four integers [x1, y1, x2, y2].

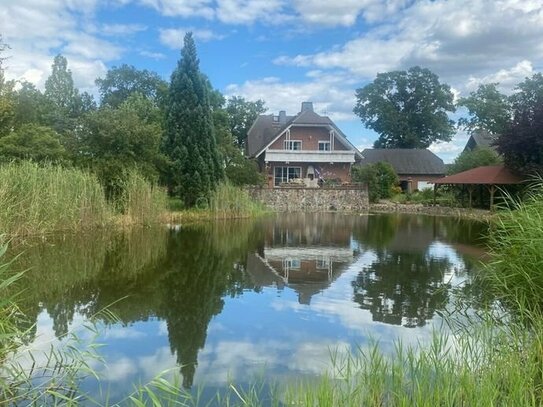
[[246, 114, 294, 157], [360, 149, 445, 175], [464, 130, 497, 152], [247, 106, 355, 158], [433, 165, 524, 185]]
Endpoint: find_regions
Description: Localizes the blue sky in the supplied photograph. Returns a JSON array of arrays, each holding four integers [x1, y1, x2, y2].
[[2, 0, 543, 162]]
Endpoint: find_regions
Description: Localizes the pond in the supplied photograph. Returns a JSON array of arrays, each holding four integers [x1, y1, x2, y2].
[[9, 213, 488, 403]]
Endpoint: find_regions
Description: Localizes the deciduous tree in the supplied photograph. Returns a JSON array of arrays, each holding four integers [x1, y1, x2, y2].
[[457, 83, 511, 135], [226, 96, 266, 149], [496, 73, 543, 175], [354, 66, 455, 149], [96, 64, 167, 108], [448, 147, 501, 175]]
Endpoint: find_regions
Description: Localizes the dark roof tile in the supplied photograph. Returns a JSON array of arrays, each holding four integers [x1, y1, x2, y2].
[[360, 149, 445, 175]]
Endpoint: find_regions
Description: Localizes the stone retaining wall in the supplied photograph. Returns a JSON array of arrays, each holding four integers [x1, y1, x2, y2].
[[247, 186, 369, 212]]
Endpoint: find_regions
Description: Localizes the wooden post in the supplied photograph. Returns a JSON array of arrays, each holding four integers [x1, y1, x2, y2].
[[433, 184, 437, 206], [467, 185, 474, 209], [489, 185, 496, 211]]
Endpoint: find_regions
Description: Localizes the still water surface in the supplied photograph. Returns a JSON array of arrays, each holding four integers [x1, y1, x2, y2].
[[12, 213, 487, 401]]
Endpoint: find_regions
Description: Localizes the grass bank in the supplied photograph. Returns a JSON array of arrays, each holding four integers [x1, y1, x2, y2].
[[0, 162, 168, 236], [165, 182, 267, 224]]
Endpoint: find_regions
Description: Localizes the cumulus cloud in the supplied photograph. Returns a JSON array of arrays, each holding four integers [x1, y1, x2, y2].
[[225, 72, 358, 121], [0, 0, 120, 90], [273, 0, 543, 95], [137, 0, 214, 19], [159, 28, 225, 49]]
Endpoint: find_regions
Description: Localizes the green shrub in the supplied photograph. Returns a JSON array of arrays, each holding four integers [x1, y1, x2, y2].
[[448, 147, 501, 175], [208, 182, 264, 218], [352, 163, 399, 202]]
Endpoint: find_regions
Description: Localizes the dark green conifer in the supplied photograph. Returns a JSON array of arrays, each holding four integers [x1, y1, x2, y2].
[[163, 33, 222, 206]]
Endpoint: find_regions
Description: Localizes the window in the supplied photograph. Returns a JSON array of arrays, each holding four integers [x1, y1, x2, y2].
[[319, 141, 331, 151], [274, 166, 302, 186], [284, 140, 302, 150]]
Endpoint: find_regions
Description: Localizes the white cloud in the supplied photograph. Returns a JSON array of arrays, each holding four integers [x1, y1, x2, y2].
[[292, 0, 409, 27], [159, 28, 225, 49], [139, 50, 167, 60], [272, 0, 543, 95], [0, 0, 121, 90], [100, 23, 148, 36], [215, 0, 289, 25], [466, 60, 535, 94], [137, 0, 214, 19], [225, 73, 358, 121]]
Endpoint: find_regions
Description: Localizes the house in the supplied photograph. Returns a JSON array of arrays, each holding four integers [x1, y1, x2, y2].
[[359, 148, 445, 192], [247, 102, 362, 188], [463, 129, 498, 152]]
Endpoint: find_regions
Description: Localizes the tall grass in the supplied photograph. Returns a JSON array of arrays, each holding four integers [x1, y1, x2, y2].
[[484, 181, 543, 315], [117, 170, 168, 226], [0, 161, 111, 236], [208, 183, 265, 219]]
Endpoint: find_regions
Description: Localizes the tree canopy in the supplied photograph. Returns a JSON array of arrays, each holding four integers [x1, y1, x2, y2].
[[225, 96, 266, 149], [96, 64, 168, 108], [354, 66, 455, 149], [162, 32, 223, 205], [448, 147, 501, 175], [496, 73, 543, 175], [457, 83, 511, 136], [0, 124, 66, 162]]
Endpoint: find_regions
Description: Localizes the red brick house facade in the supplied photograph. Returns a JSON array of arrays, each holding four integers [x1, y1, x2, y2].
[[247, 102, 362, 188]]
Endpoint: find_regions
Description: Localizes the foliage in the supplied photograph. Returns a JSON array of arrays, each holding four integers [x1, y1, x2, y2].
[[448, 147, 501, 175], [207, 183, 264, 218], [225, 155, 265, 186], [0, 64, 16, 137], [0, 124, 66, 162], [485, 181, 543, 314], [43, 55, 95, 137], [0, 161, 110, 236], [163, 32, 223, 206], [118, 170, 168, 226], [457, 83, 511, 135], [12, 81, 51, 128], [95, 64, 168, 108], [79, 96, 163, 198], [352, 162, 398, 202], [354, 66, 455, 148], [496, 74, 543, 175], [226, 96, 266, 149]]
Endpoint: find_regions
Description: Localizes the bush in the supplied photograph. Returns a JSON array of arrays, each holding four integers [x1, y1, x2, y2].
[[225, 157, 265, 187], [448, 147, 501, 175], [352, 162, 399, 202]]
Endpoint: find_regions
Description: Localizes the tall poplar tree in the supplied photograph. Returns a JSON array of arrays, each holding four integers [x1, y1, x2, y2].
[[163, 33, 222, 206]]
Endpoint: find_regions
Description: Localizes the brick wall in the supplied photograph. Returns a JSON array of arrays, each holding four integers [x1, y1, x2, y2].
[[269, 126, 349, 151]]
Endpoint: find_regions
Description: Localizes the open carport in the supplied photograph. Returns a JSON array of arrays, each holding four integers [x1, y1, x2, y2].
[[432, 165, 524, 210]]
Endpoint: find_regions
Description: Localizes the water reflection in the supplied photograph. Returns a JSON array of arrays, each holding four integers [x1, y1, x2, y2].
[[8, 213, 488, 397]]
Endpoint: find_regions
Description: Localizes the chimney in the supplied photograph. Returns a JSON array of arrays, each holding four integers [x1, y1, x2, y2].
[[301, 102, 314, 112], [279, 110, 287, 123]]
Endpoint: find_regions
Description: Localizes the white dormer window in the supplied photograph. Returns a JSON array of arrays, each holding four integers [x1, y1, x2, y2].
[[284, 140, 302, 150], [319, 141, 331, 151]]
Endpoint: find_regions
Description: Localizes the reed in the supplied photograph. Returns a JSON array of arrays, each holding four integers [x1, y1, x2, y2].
[[117, 170, 168, 226], [484, 180, 543, 315], [0, 161, 111, 236], [208, 183, 265, 219]]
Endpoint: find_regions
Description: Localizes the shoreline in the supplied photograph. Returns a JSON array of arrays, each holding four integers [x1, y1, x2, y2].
[[369, 202, 494, 221]]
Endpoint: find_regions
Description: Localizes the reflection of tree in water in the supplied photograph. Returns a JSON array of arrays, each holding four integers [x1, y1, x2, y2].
[[156, 229, 234, 388], [352, 250, 452, 327]]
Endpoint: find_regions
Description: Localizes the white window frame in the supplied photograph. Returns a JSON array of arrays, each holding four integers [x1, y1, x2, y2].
[[284, 140, 302, 150], [318, 141, 331, 151], [274, 166, 302, 187]]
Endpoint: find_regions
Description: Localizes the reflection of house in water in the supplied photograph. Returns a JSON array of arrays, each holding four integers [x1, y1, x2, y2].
[[247, 246, 355, 305]]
